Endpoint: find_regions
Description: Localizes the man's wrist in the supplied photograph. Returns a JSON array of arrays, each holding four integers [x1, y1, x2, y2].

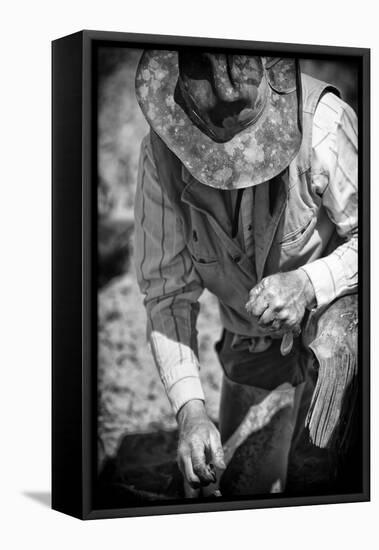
[[297, 268, 316, 309], [177, 398, 206, 424], [168, 374, 205, 417]]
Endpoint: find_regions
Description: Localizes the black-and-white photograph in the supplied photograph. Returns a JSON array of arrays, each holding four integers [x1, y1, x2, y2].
[[96, 46, 362, 507]]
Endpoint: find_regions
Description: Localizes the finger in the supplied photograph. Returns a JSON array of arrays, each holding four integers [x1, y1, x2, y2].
[[271, 318, 283, 331], [247, 293, 270, 318], [270, 309, 293, 331], [259, 307, 277, 326], [191, 442, 215, 486], [181, 455, 201, 487], [178, 445, 201, 488], [278, 313, 298, 331], [248, 281, 265, 302], [209, 431, 226, 470]]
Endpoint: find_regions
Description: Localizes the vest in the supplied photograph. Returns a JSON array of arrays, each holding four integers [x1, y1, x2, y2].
[[150, 74, 341, 337]]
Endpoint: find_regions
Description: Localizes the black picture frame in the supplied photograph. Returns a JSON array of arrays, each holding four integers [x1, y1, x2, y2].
[[52, 30, 370, 520]]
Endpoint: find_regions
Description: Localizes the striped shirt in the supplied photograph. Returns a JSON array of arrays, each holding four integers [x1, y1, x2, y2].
[[134, 92, 358, 415]]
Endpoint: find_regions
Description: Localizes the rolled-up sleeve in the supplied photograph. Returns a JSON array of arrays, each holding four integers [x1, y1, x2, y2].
[[301, 93, 358, 309], [134, 133, 205, 415]]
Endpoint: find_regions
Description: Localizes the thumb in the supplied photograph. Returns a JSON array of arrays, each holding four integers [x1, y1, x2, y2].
[[209, 431, 226, 470]]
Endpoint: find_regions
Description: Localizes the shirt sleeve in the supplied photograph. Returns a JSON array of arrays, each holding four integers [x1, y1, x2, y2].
[[134, 132, 205, 415], [301, 92, 358, 309]]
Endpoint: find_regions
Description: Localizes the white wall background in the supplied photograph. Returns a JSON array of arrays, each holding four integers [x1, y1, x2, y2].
[[0, 1, 377, 548]]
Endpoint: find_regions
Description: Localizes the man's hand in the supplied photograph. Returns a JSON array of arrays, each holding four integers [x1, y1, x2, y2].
[[177, 399, 226, 488], [245, 269, 316, 335]]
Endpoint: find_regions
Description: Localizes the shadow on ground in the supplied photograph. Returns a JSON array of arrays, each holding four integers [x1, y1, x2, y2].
[[95, 424, 359, 509], [96, 430, 182, 507], [23, 491, 51, 508]]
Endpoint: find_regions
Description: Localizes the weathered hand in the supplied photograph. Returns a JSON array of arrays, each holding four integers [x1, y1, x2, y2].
[[177, 400, 226, 488], [245, 269, 315, 335]]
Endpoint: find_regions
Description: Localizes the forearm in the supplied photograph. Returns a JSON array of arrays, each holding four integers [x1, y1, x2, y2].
[[300, 233, 358, 309], [306, 95, 358, 309], [147, 297, 205, 415]]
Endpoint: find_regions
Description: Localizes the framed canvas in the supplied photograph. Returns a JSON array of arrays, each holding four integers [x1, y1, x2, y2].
[[52, 30, 370, 520]]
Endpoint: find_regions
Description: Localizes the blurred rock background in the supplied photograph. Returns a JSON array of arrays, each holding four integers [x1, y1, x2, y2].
[[97, 48, 358, 498]]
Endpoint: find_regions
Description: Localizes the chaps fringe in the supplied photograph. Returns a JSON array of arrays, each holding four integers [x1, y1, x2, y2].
[[306, 352, 358, 451]]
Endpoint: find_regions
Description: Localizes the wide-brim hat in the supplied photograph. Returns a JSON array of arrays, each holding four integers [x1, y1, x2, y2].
[[135, 50, 302, 190]]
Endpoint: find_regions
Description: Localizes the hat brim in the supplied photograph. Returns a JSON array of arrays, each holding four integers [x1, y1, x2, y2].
[[136, 50, 302, 190]]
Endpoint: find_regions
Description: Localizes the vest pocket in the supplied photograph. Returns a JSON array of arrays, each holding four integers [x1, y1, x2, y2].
[[191, 255, 219, 267], [191, 255, 220, 291], [276, 215, 316, 249]]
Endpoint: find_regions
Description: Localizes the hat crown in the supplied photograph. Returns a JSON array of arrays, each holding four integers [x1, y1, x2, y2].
[[176, 53, 268, 143]]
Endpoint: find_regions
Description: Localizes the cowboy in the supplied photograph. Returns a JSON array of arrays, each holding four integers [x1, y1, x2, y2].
[[134, 51, 358, 495]]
